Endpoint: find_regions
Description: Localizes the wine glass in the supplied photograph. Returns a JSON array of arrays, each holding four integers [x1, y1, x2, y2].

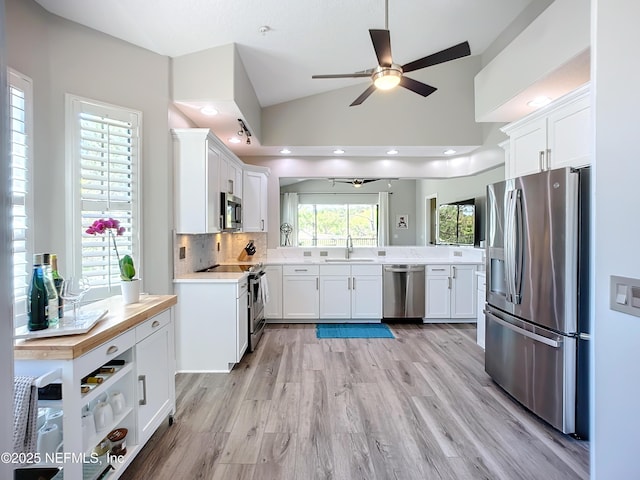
[[60, 277, 91, 324]]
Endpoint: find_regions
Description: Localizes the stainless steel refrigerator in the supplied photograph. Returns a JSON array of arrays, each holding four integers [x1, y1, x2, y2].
[[484, 166, 589, 439]]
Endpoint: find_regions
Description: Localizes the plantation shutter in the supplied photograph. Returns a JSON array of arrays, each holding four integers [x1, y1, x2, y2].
[[70, 97, 140, 295], [9, 70, 33, 326]]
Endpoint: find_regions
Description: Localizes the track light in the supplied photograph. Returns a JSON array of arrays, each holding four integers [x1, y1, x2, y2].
[[236, 118, 252, 146]]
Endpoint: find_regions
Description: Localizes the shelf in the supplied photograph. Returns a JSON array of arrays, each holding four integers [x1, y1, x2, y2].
[[83, 406, 134, 454], [81, 363, 133, 406]]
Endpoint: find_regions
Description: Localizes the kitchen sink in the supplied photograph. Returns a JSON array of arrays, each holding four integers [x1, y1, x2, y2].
[[324, 258, 375, 263]]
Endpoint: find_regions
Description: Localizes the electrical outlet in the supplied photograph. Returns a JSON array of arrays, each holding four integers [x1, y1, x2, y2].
[[179, 246, 186, 259], [320, 251, 328, 257], [453, 251, 463, 257], [377, 251, 386, 256], [303, 251, 312, 257]]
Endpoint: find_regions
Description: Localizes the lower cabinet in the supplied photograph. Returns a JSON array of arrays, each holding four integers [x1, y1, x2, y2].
[[264, 265, 283, 319], [425, 264, 477, 321], [282, 265, 320, 319], [174, 279, 249, 372], [136, 310, 174, 444], [13, 299, 176, 480], [319, 264, 383, 320]]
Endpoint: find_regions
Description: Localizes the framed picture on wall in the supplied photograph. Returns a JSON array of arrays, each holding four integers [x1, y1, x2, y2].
[[396, 214, 408, 229]]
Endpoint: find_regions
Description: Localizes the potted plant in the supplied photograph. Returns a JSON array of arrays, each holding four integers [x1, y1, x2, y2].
[[86, 218, 140, 304]]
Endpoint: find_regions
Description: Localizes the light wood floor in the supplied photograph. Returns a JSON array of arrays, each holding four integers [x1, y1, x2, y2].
[[121, 323, 589, 480]]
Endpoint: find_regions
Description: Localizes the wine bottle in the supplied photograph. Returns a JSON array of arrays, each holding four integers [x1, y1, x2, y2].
[[27, 254, 48, 331], [50, 253, 64, 319], [42, 253, 59, 327]]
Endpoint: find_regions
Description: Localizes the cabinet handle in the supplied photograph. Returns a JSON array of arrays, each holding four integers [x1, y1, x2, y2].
[[352, 277, 356, 290], [348, 277, 352, 290], [432, 268, 446, 272], [139, 375, 147, 406], [539, 151, 545, 171], [452, 266, 456, 279], [152, 320, 160, 328], [546, 149, 551, 170], [294, 269, 308, 272], [448, 277, 452, 290], [106, 345, 119, 355], [228, 179, 234, 194], [316, 277, 319, 290], [261, 219, 264, 231]]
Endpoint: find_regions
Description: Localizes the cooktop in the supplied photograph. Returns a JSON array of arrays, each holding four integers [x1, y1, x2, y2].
[[195, 263, 262, 273]]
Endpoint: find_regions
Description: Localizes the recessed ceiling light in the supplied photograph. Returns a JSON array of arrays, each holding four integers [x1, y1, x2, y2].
[[200, 106, 218, 116], [527, 96, 552, 108], [280, 148, 291, 154], [228, 137, 241, 144], [444, 149, 457, 155], [387, 149, 399, 155], [333, 148, 345, 154]]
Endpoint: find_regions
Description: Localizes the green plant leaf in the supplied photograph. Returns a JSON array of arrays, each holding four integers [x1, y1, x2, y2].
[[119, 255, 136, 281]]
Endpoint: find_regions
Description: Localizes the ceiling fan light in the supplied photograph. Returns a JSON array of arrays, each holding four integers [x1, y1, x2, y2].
[[373, 65, 402, 90]]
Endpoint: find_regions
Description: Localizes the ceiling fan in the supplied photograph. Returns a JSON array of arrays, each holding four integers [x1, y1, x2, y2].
[[331, 178, 381, 188], [312, 0, 471, 106]]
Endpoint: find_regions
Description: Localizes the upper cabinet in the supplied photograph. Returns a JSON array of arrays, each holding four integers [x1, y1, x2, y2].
[[501, 84, 590, 179], [243, 168, 269, 232], [172, 128, 270, 234], [172, 129, 222, 234]]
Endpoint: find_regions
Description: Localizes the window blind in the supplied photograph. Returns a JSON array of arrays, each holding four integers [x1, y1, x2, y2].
[[9, 70, 32, 326], [69, 96, 141, 296]]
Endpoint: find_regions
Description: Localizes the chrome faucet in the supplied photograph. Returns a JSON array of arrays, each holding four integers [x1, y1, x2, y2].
[[346, 235, 353, 259]]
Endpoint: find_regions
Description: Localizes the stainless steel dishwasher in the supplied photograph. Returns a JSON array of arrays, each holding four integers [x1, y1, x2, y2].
[[383, 265, 425, 318]]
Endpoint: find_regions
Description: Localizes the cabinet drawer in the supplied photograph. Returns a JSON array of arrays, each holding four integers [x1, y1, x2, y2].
[[351, 264, 382, 276], [79, 329, 135, 378], [136, 309, 171, 343], [426, 265, 450, 276], [283, 265, 320, 275]]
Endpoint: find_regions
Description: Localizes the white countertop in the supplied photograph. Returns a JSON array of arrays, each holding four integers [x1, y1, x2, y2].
[[173, 272, 248, 283], [266, 258, 483, 265]]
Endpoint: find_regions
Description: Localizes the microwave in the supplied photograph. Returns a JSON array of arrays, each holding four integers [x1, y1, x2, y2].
[[220, 192, 242, 231]]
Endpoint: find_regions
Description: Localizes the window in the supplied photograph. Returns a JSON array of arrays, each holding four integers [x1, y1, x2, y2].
[[9, 69, 33, 327], [438, 199, 475, 245], [67, 95, 141, 300], [297, 204, 378, 247]]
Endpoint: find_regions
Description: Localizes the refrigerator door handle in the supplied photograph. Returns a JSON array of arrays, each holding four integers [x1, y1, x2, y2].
[[485, 310, 561, 348], [504, 190, 516, 303], [513, 189, 523, 304]]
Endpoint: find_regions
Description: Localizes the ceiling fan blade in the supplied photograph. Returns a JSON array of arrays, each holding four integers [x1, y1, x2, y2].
[[399, 76, 437, 97], [402, 41, 471, 73], [350, 84, 376, 106], [312, 73, 372, 79], [369, 29, 393, 67]]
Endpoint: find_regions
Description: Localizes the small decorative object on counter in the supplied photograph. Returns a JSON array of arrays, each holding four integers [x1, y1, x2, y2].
[[86, 218, 140, 304], [50, 253, 64, 319], [107, 427, 128, 456], [42, 253, 60, 327], [28, 254, 48, 331]]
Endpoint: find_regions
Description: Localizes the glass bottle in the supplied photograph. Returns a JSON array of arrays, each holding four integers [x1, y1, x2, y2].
[[50, 253, 64, 319], [28, 254, 48, 331], [42, 253, 60, 327]]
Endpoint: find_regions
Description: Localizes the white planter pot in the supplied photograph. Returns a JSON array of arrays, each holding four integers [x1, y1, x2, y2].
[[121, 279, 140, 305]]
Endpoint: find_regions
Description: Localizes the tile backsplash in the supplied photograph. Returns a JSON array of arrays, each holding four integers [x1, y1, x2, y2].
[[174, 232, 267, 277]]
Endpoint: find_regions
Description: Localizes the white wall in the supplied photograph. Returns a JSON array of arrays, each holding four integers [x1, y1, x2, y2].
[[592, 1, 640, 477], [6, 0, 174, 295]]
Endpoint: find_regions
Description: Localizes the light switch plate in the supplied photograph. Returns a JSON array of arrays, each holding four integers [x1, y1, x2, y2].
[[610, 275, 640, 317]]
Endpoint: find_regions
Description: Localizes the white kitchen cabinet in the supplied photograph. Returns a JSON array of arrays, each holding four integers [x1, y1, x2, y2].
[[476, 272, 486, 349], [135, 310, 174, 444], [264, 265, 283, 319], [220, 154, 243, 199], [502, 84, 590, 180], [425, 264, 477, 321], [13, 296, 176, 480], [282, 265, 319, 320], [172, 128, 222, 234], [243, 168, 269, 232], [318, 264, 383, 321], [174, 278, 249, 372]]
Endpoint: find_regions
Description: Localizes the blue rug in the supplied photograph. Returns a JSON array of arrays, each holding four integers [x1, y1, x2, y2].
[[316, 323, 395, 339]]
